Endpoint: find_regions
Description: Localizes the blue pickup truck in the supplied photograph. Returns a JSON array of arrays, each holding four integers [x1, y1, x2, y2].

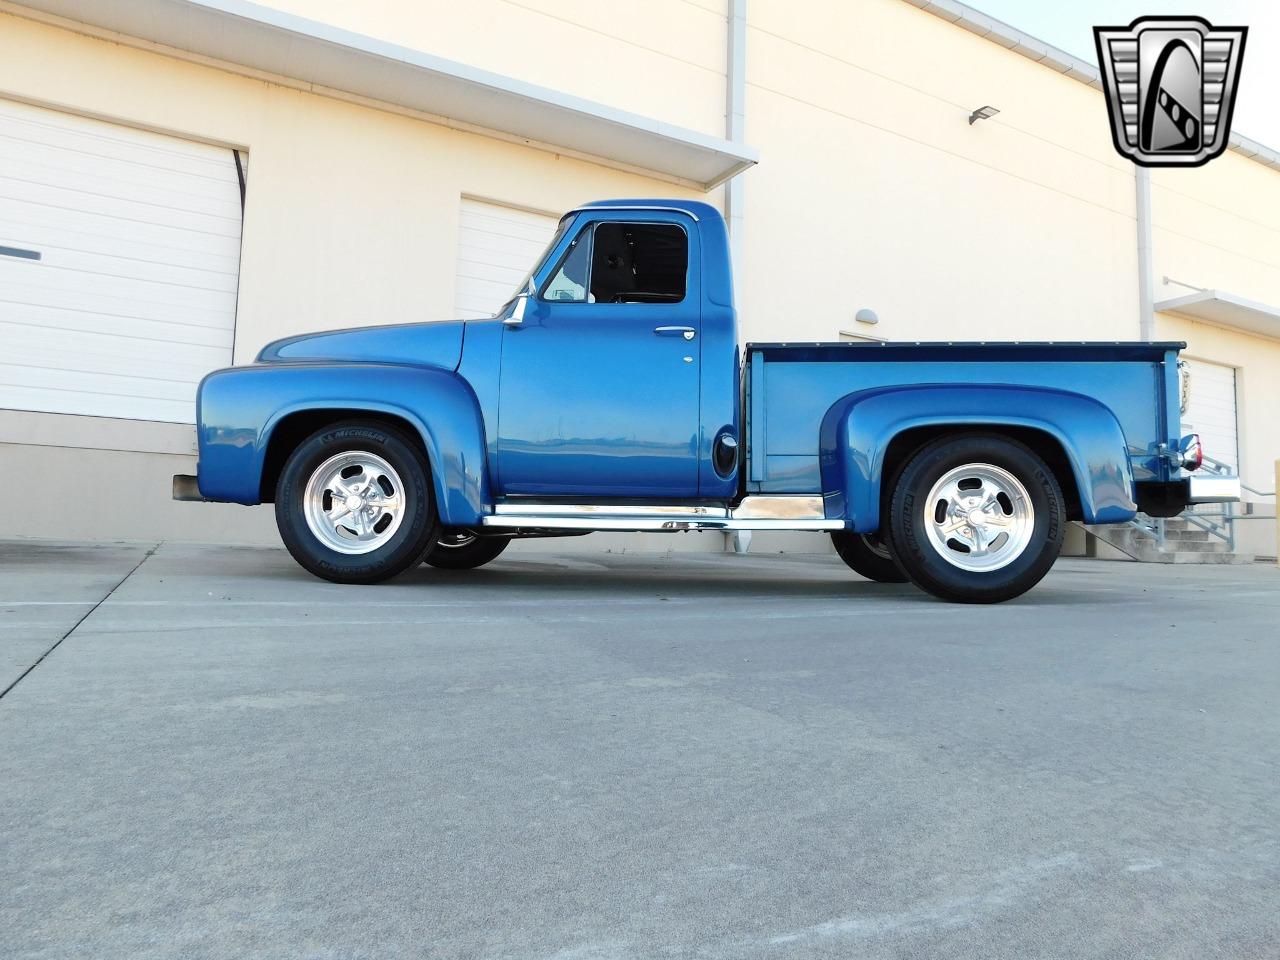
[[175, 199, 1237, 602]]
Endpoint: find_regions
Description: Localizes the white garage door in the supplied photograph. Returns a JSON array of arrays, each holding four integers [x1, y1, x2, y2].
[[454, 198, 558, 319], [1181, 358, 1238, 471], [0, 98, 242, 423]]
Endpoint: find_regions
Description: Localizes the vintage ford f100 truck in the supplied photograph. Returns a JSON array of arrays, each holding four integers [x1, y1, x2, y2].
[[174, 199, 1238, 602]]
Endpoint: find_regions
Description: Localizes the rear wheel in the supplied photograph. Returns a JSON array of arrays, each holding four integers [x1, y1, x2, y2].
[[887, 434, 1064, 603], [830, 531, 909, 583], [275, 421, 438, 583], [423, 531, 511, 570]]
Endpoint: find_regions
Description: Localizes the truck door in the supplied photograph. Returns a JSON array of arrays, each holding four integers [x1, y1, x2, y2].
[[497, 213, 701, 497]]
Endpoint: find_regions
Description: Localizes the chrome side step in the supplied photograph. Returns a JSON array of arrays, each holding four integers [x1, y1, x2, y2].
[[481, 496, 843, 532]]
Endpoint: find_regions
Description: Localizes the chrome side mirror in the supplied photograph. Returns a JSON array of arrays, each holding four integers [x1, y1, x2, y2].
[[503, 294, 528, 327], [503, 280, 535, 327]]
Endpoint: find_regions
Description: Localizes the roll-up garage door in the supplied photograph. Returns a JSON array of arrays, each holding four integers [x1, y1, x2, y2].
[[0, 98, 242, 423], [454, 198, 558, 320], [1181, 358, 1239, 472]]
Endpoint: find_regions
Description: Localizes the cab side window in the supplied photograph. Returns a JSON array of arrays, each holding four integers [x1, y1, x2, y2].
[[541, 221, 688, 304], [590, 222, 687, 304]]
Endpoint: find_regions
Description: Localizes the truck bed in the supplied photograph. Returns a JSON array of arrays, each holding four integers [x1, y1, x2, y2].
[[745, 341, 1185, 493]]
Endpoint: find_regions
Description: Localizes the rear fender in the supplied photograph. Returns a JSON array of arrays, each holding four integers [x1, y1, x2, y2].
[[196, 363, 490, 525], [819, 384, 1137, 530]]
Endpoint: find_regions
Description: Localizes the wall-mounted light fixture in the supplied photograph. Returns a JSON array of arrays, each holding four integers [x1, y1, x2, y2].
[[968, 105, 1000, 125], [855, 308, 879, 325]]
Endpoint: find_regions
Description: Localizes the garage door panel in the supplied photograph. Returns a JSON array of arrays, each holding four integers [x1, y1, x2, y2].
[[455, 261, 529, 289], [1182, 359, 1238, 472], [0, 99, 241, 423], [0, 148, 242, 221], [0, 101, 237, 182], [454, 199, 558, 320], [0, 262, 238, 319], [0, 177, 242, 238], [0, 362, 197, 403], [0, 309, 232, 349], [3, 320, 231, 372], [0, 136, 240, 204], [0, 221, 241, 275], [455, 276, 523, 318], [0, 198, 241, 261], [0, 241, 240, 292], [0, 280, 234, 332], [0, 381, 193, 423], [463, 206, 558, 237], [457, 232, 552, 262]]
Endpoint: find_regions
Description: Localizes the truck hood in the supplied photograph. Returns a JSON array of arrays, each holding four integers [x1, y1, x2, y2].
[[256, 320, 466, 370]]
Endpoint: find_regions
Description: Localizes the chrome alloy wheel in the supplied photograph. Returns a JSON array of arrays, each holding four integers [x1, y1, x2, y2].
[[302, 451, 406, 555], [923, 462, 1034, 572]]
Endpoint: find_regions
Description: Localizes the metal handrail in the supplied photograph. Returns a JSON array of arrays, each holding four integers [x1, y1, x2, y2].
[[1200, 454, 1276, 498], [1185, 455, 1276, 553], [1123, 456, 1273, 556]]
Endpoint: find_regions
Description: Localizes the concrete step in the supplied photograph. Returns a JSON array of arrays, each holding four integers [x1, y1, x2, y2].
[[1079, 522, 1245, 564], [1150, 537, 1231, 553], [1129, 546, 1253, 564], [1161, 528, 1213, 542]]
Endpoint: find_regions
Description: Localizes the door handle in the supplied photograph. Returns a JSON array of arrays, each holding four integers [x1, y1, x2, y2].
[[654, 326, 696, 341]]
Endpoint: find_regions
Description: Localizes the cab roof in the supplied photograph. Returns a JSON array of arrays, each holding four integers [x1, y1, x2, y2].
[[576, 199, 723, 224]]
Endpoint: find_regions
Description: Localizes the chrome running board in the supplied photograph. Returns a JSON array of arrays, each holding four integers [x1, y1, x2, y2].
[[480, 496, 843, 532]]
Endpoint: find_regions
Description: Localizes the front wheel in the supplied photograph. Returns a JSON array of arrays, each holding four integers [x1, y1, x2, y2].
[[275, 421, 438, 584], [423, 531, 511, 570], [830, 531, 909, 583], [886, 435, 1064, 603]]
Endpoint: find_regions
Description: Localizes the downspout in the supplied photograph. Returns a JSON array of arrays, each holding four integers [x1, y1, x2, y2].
[[1136, 166, 1155, 340], [726, 0, 751, 554], [725, 0, 747, 306]]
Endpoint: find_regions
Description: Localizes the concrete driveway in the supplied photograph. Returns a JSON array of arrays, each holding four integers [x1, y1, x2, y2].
[[2, 540, 1278, 959]]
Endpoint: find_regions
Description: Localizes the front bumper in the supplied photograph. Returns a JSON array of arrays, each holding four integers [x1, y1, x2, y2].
[[1188, 474, 1241, 503]]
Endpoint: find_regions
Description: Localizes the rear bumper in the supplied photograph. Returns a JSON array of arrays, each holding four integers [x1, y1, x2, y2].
[[1188, 474, 1242, 503], [172, 473, 206, 502], [1135, 475, 1241, 516]]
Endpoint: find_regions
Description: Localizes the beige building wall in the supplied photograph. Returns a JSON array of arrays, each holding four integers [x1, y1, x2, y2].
[[739, 0, 1138, 345], [254, 0, 730, 141]]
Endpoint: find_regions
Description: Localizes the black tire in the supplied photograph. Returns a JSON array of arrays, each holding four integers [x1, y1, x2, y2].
[[275, 420, 438, 584], [830, 531, 909, 583], [423, 531, 511, 570], [886, 434, 1065, 604]]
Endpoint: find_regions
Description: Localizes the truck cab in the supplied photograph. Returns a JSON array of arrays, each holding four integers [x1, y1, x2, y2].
[[489, 200, 738, 499], [177, 200, 1237, 602]]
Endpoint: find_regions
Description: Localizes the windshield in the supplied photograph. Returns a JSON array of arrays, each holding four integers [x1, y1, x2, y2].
[[506, 216, 573, 307]]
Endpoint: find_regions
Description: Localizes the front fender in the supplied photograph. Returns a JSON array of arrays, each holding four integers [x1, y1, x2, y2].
[[196, 363, 490, 526], [819, 384, 1137, 530]]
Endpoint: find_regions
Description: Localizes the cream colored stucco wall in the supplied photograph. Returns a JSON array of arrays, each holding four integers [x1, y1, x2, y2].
[[1151, 153, 1280, 306], [739, 0, 1139, 345], [253, 0, 730, 140]]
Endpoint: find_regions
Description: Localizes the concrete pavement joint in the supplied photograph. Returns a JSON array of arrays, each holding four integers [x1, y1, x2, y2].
[[0, 541, 160, 702]]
